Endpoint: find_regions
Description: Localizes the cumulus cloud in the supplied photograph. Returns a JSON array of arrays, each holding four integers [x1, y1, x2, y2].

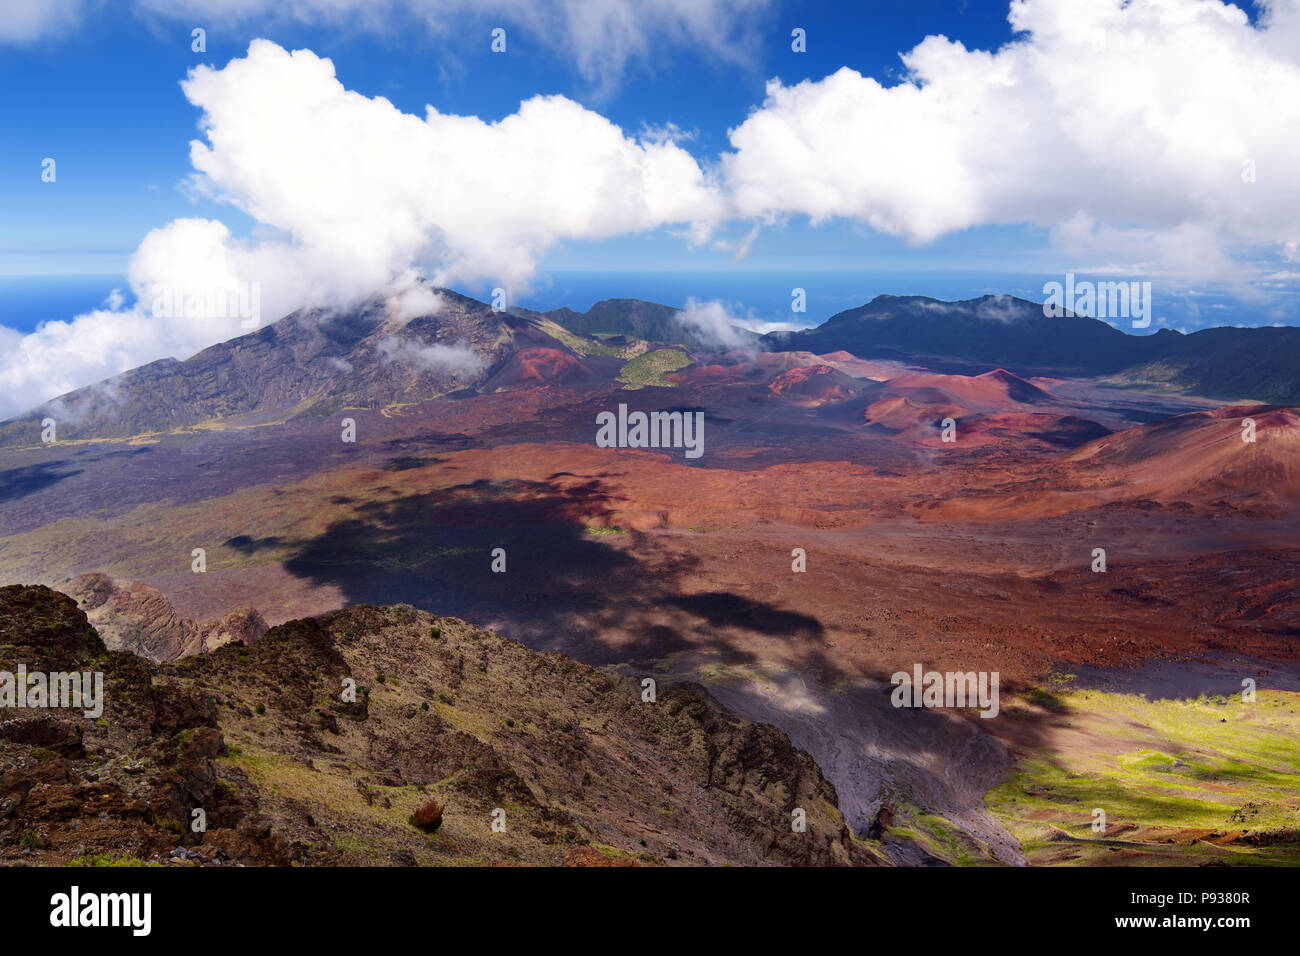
[[721, 0, 1300, 273], [0, 216, 299, 418], [8, 1, 1300, 417], [0, 306, 151, 419], [182, 41, 721, 291], [673, 298, 763, 354], [0, 40, 718, 418]]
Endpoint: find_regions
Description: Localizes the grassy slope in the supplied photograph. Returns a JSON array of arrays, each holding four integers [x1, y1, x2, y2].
[[617, 348, 693, 389], [987, 684, 1300, 865]]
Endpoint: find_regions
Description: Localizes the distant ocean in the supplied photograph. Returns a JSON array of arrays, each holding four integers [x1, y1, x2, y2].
[[0, 270, 1285, 336], [0, 275, 133, 335]]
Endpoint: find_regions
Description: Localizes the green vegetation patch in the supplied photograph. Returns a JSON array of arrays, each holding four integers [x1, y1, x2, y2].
[[538, 321, 633, 358], [986, 689, 1300, 865], [617, 348, 693, 389]]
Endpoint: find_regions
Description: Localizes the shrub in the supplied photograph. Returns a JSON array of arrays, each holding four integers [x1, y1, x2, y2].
[[409, 796, 445, 832], [254, 703, 266, 715]]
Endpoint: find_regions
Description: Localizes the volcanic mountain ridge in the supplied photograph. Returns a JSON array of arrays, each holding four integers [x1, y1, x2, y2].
[[0, 584, 884, 867]]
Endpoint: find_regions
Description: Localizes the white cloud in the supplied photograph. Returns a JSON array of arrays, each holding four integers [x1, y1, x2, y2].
[[12, 0, 770, 89], [733, 316, 809, 335], [0, 217, 304, 419], [0, 307, 152, 419], [721, 0, 1300, 274], [376, 335, 485, 374], [182, 40, 721, 291], [386, 283, 444, 324], [8, 1, 1300, 416], [673, 298, 761, 354], [0, 39, 719, 418], [0, 0, 85, 42]]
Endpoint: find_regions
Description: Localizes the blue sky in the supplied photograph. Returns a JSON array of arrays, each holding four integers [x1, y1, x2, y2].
[[2, 0, 1300, 417], [1, 0, 1028, 276]]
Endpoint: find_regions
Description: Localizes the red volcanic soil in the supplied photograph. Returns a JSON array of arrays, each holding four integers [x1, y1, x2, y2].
[[910, 403, 1300, 521], [885, 368, 1055, 408], [767, 365, 862, 406], [5, 366, 1298, 856], [1068, 405, 1300, 500], [112, 434, 1300, 696], [668, 350, 908, 390], [857, 393, 966, 435], [840, 369, 1096, 447], [668, 362, 741, 386], [946, 412, 1110, 448], [815, 350, 907, 380], [481, 346, 593, 389]]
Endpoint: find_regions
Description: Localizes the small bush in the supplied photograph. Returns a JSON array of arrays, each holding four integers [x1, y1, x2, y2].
[[409, 796, 445, 832], [254, 703, 266, 715], [429, 626, 442, 640]]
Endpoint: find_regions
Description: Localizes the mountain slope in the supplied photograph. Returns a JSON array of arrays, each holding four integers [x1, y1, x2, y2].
[[0, 585, 883, 866], [10, 287, 1300, 447], [0, 290, 595, 445], [1107, 326, 1300, 404], [67, 572, 266, 662], [543, 297, 685, 342], [768, 294, 1300, 403], [768, 294, 1156, 374], [1067, 404, 1300, 502], [542, 297, 763, 351]]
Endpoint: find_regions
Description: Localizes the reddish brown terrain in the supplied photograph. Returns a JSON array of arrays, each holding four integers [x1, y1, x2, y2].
[[1, 295, 1297, 865]]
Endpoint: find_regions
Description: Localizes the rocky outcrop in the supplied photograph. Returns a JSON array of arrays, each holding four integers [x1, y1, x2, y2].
[[66, 573, 267, 662], [0, 585, 886, 867], [0, 585, 284, 866]]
